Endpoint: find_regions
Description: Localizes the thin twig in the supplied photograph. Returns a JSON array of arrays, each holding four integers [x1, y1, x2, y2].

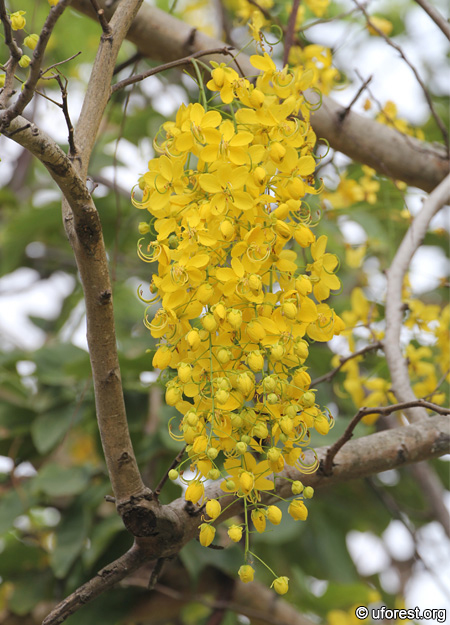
[[90, 0, 112, 35], [41, 52, 82, 76], [353, 0, 449, 150], [339, 75, 373, 122], [311, 341, 382, 386], [323, 399, 450, 475], [114, 51, 143, 75], [413, 0, 450, 42], [0, 0, 73, 131], [283, 0, 301, 67], [154, 445, 186, 498], [110, 46, 238, 94], [53, 74, 77, 154], [0, 1, 22, 106], [384, 173, 450, 422], [148, 557, 165, 590]]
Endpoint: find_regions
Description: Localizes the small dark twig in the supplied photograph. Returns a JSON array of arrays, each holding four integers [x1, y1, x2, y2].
[[154, 445, 186, 499], [4, 122, 31, 137], [41, 52, 82, 76], [90, 0, 112, 35], [339, 74, 373, 122], [114, 51, 143, 75], [148, 557, 165, 590], [111, 47, 239, 95], [105, 495, 116, 503], [311, 341, 382, 386], [323, 399, 450, 475], [283, 0, 301, 67], [54, 74, 77, 154]]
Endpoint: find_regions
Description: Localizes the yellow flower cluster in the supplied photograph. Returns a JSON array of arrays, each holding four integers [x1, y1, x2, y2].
[[336, 286, 448, 423], [134, 52, 344, 590]]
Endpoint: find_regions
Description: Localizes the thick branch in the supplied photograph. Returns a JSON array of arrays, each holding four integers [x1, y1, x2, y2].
[[70, 0, 450, 192], [168, 413, 450, 551], [384, 174, 450, 421], [42, 543, 146, 625], [413, 0, 450, 43], [42, 414, 449, 624], [73, 0, 144, 176], [4, 116, 146, 503]]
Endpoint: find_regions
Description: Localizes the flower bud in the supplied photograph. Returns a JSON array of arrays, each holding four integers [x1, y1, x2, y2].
[[271, 343, 285, 361], [301, 391, 315, 408], [199, 523, 215, 546], [235, 441, 247, 455], [186, 328, 201, 350], [165, 384, 182, 406], [236, 372, 254, 396], [282, 301, 297, 319], [208, 468, 221, 480], [196, 283, 214, 304], [247, 350, 264, 372], [152, 345, 172, 369], [220, 220, 235, 240], [217, 347, 231, 364], [291, 480, 304, 495], [251, 509, 266, 533], [239, 471, 254, 494], [267, 505, 282, 525], [19, 55, 31, 68], [205, 499, 221, 520], [177, 362, 192, 383], [303, 486, 314, 499], [288, 499, 308, 521], [252, 422, 268, 439], [227, 308, 243, 330], [24, 33, 39, 49], [262, 376, 277, 392], [168, 469, 179, 481], [272, 576, 289, 595], [10, 11, 26, 30], [207, 447, 218, 460], [238, 565, 254, 583], [314, 414, 330, 435], [202, 313, 218, 333], [215, 389, 229, 404], [247, 319, 266, 343], [228, 524, 243, 542], [185, 480, 204, 504]]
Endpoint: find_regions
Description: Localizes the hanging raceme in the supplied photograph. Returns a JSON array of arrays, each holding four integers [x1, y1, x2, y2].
[[133, 50, 344, 593]]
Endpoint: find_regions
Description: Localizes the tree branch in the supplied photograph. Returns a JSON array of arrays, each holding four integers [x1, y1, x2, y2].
[[42, 543, 146, 625], [283, 0, 301, 67], [413, 0, 450, 42], [42, 413, 449, 624], [323, 400, 450, 476], [70, 0, 450, 193], [384, 173, 450, 421], [310, 340, 382, 386], [3, 115, 146, 503]]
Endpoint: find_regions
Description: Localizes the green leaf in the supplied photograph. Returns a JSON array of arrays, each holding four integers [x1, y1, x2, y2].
[[50, 503, 90, 578], [82, 514, 124, 569], [32, 464, 91, 497], [8, 572, 50, 615], [31, 404, 76, 454], [0, 489, 25, 535]]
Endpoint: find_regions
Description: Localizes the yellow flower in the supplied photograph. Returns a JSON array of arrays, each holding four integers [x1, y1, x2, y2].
[[48, 0, 59, 5], [267, 505, 282, 525], [24, 34, 39, 50], [199, 523, 215, 547], [238, 565, 255, 583], [185, 480, 205, 504], [228, 524, 243, 542], [10, 11, 26, 30], [221, 452, 274, 501], [251, 509, 266, 533], [367, 16, 393, 36], [272, 576, 289, 595], [288, 499, 308, 521]]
